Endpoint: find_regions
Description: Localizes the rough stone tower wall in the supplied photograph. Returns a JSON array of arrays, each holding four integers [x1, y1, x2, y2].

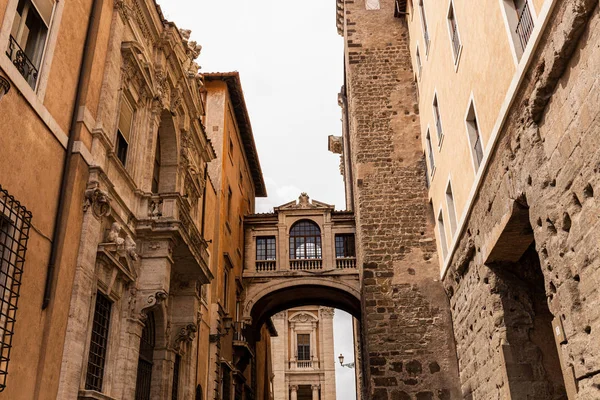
[[340, 1, 461, 399]]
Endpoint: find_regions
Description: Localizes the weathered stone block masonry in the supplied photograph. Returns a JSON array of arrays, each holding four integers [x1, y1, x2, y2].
[[336, 0, 600, 399]]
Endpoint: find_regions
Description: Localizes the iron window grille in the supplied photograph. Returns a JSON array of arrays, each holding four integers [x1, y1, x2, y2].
[[297, 334, 311, 361], [289, 221, 322, 260], [0, 185, 32, 392], [171, 354, 181, 400], [256, 237, 276, 261], [448, 3, 461, 60], [135, 312, 155, 400], [515, 0, 534, 52], [85, 292, 112, 392], [335, 234, 356, 258], [419, 0, 430, 53]]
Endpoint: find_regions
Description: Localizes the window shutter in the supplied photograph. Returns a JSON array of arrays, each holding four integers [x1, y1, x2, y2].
[[118, 100, 134, 142], [31, 0, 55, 26]]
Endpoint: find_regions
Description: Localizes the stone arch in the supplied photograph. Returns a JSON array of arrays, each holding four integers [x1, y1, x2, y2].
[[242, 277, 361, 331], [155, 110, 179, 193]]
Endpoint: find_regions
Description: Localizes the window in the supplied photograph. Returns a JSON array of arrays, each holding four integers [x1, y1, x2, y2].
[[256, 237, 276, 260], [220, 364, 231, 400], [433, 94, 443, 143], [289, 221, 322, 260], [447, 1, 461, 62], [418, 0, 430, 54], [223, 267, 229, 310], [335, 234, 355, 258], [502, 0, 534, 61], [446, 182, 457, 236], [297, 334, 311, 361], [437, 210, 448, 260], [171, 354, 181, 400], [415, 45, 422, 77], [0, 186, 32, 392], [152, 134, 161, 193], [466, 100, 484, 171], [226, 187, 232, 221], [228, 136, 234, 155], [426, 129, 435, 177], [7, 0, 54, 88], [85, 292, 112, 392], [116, 99, 133, 166], [135, 312, 155, 400]]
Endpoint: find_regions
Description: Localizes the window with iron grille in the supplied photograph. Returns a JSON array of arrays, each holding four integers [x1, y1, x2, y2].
[[466, 100, 484, 171], [447, 1, 461, 62], [85, 291, 112, 392], [433, 95, 443, 143], [418, 0, 430, 54], [0, 185, 32, 392], [171, 354, 181, 400], [501, 0, 534, 61], [289, 221, 322, 260], [135, 312, 155, 400], [152, 133, 161, 193], [335, 234, 355, 258], [256, 237, 276, 261], [426, 130, 435, 176], [7, 0, 55, 89], [297, 334, 311, 361]]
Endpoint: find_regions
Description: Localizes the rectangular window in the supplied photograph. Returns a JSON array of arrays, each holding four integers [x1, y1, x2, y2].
[[437, 210, 448, 261], [419, 0, 430, 54], [415, 45, 422, 77], [433, 95, 443, 143], [426, 129, 435, 177], [223, 264, 230, 310], [226, 187, 232, 221], [152, 134, 161, 193], [297, 334, 311, 361], [229, 136, 234, 155], [446, 182, 457, 236], [116, 99, 133, 166], [171, 354, 181, 400], [7, 0, 54, 88], [466, 101, 484, 171], [85, 292, 112, 392], [335, 234, 355, 258], [447, 2, 461, 62], [256, 237, 276, 260], [0, 186, 32, 392]]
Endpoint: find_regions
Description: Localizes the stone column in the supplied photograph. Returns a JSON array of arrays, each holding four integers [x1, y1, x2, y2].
[[312, 384, 320, 400], [290, 385, 298, 400], [290, 322, 296, 362]]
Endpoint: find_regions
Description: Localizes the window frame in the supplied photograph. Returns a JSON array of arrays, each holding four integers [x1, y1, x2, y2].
[[296, 333, 311, 361], [256, 236, 276, 261], [84, 291, 113, 393], [335, 234, 356, 258], [289, 220, 322, 260], [425, 128, 435, 178], [464, 96, 484, 173], [499, 0, 537, 65], [432, 92, 444, 146], [445, 179, 458, 237], [418, 0, 430, 56], [437, 208, 448, 261], [446, 0, 462, 67]]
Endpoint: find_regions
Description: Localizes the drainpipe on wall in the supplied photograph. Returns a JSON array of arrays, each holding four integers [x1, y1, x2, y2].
[[42, 0, 103, 309]]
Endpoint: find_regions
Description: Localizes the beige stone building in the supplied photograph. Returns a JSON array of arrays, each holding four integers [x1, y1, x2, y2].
[[271, 307, 336, 400]]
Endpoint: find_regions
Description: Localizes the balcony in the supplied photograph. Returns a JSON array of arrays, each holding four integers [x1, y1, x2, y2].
[[289, 259, 322, 270], [6, 35, 38, 89], [336, 257, 356, 269], [137, 193, 211, 282], [256, 260, 276, 272]]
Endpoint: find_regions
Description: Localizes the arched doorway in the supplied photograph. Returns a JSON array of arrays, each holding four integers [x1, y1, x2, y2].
[[135, 312, 156, 400]]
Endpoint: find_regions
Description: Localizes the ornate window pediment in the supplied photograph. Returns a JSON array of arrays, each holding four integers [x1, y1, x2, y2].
[[289, 312, 318, 323]]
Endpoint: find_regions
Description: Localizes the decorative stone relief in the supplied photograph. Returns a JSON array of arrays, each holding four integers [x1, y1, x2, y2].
[[114, 0, 133, 21], [124, 235, 139, 261], [173, 323, 198, 349], [107, 222, 125, 246], [83, 181, 111, 218], [148, 198, 163, 218]]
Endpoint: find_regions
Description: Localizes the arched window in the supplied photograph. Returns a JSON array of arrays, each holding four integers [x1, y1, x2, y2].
[[135, 312, 155, 400], [289, 220, 322, 260], [151, 133, 161, 193]]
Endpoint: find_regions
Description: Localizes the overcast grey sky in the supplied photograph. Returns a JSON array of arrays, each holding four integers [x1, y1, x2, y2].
[[158, 0, 356, 398]]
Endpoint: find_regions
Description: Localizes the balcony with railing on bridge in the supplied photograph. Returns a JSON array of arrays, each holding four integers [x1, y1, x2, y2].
[[243, 193, 357, 276]]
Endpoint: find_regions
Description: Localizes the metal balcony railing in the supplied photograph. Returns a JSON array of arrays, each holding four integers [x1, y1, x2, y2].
[[516, 1, 534, 52], [450, 20, 461, 59], [6, 35, 38, 89], [233, 321, 246, 342], [289, 259, 322, 270], [336, 257, 357, 269], [255, 260, 276, 272]]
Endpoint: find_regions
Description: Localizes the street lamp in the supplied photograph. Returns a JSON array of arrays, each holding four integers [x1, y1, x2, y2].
[[0, 76, 10, 102], [338, 354, 355, 369]]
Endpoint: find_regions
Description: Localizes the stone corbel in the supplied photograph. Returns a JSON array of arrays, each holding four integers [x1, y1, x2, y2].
[[114, 0, 133, 21], [83, 181, 112, 218], [130, 289, 168, 321], [172, 323, 198, 352]]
